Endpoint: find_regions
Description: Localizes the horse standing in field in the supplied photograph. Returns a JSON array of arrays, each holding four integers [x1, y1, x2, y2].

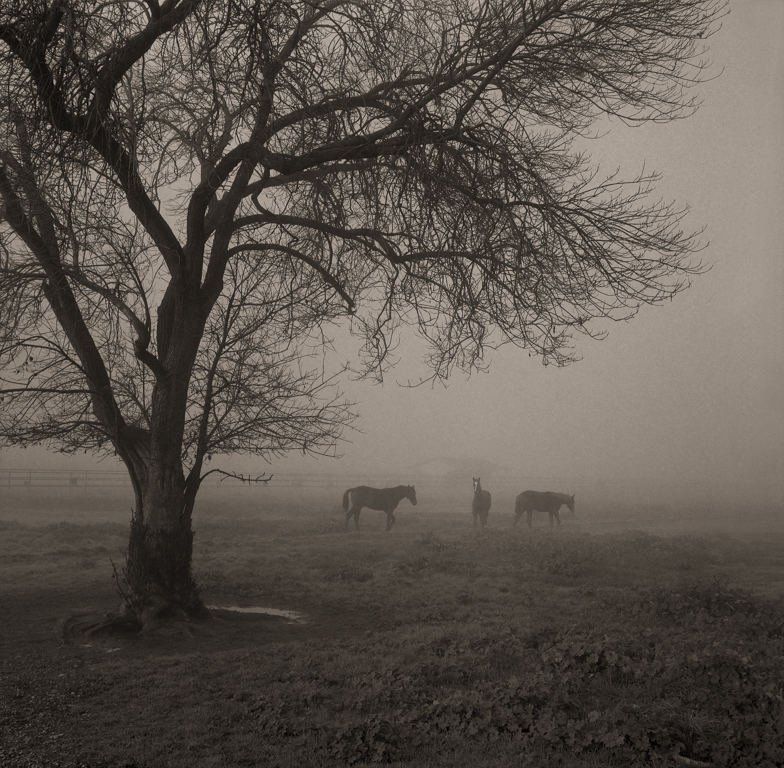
[[342, 485, 417, 531], [472, 477, 492, 529], [514, 490, 575, 529]]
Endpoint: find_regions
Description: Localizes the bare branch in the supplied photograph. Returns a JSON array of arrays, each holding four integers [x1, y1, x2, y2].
[[0, 1, 726, 600], [200, 468, 272, 484]]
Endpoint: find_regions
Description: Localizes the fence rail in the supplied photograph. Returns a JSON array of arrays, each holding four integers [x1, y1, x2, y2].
[[3, 467, 772, 515], [0, 467, 591, 492], [1, 468, 131, 489]]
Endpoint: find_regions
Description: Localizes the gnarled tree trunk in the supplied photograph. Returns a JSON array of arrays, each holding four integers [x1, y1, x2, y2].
[[116, 354, 206, 626], [121, 466, 203, 626]]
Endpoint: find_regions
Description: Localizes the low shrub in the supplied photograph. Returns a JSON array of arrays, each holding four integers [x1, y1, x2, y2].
[[320, 624, 784, 765], [628, 577, 784, 639]]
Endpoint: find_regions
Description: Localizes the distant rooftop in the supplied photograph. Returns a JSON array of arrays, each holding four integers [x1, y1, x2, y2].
[[411, 456, 512, 478]]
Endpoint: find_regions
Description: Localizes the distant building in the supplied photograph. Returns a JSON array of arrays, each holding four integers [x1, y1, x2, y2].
[[412, 457, 511, 480]]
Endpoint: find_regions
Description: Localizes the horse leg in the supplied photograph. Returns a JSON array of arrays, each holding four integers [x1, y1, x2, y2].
[[554, 510, 561, 527], [386, 509, 396, 531], [346, 505, 361, 531]]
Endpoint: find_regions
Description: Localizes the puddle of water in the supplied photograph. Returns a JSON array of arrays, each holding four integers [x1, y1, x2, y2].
[[207, 605, 308, 623]]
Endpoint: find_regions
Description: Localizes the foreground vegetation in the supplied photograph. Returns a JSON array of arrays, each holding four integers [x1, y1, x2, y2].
[[1, 498, 783, 767]]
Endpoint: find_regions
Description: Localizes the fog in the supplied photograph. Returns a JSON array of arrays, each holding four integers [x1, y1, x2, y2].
[[1, 2, 782, 515]]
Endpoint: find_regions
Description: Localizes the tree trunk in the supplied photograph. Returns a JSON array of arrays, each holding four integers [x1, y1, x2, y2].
[[110, 281, 211, 626], [117, 389, 206, 626], [120, 469, 204, 625]]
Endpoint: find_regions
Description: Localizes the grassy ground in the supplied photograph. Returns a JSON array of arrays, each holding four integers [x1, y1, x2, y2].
[[1, 490, 783, 767]]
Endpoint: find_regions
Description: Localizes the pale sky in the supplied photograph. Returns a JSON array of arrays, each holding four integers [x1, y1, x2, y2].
[[2, 2, 783, 508]]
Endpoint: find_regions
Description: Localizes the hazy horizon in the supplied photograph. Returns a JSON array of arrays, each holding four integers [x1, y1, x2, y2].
[[2, 2, 782, 514]]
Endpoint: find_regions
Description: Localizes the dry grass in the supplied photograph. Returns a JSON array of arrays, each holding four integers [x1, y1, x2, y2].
[[1, 490, 783, 767]]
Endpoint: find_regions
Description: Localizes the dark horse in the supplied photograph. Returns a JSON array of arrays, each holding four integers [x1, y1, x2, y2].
[[342, 485, 417, 531], [514, 491, 575, 529], [472, 477, 491, 529]]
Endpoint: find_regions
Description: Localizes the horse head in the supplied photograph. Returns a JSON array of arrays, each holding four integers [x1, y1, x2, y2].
[[407, 485, 418, 506], [472, 477, 481, 492], [566, 495, 576, 514]]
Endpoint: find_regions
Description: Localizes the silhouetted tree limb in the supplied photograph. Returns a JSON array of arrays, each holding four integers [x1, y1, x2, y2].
[[0, 0, 726, 621]]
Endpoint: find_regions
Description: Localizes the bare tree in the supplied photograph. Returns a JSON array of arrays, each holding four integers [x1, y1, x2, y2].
[[0, 0, 726, 624]]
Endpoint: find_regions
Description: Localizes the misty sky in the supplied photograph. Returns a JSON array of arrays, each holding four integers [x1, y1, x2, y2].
[[2, 2, 782, 507]]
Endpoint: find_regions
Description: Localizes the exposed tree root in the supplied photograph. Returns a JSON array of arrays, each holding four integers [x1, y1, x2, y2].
[[58, 604, 212, 642], [58, 610, 142, 640]]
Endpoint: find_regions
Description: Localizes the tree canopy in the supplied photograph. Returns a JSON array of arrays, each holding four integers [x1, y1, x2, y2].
[[0, 0, 727, 620]]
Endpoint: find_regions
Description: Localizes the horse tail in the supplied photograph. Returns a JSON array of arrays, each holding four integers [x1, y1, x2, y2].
[[342, 488, 353, 511], [515, 494, 522, 517]]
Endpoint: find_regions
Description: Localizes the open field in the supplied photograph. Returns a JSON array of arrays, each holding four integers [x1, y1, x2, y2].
[[1, 486, 783, 768]]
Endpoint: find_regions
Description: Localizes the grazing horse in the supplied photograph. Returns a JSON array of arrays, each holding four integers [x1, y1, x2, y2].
[[342, 485, 417, 531], [472, 477, 492, 529], [514, 491, 575, 529]]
